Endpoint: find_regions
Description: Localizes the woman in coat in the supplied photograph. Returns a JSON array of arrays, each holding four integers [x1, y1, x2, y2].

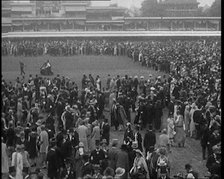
[[130, 149, 149, 179], [11, 145, 23, 179]]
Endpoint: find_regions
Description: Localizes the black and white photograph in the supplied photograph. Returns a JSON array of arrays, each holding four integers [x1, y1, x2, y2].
[[1, 0, 221, 179]]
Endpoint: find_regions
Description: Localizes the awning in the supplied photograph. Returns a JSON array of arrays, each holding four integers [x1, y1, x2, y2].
[[65, 6, 86, 11]]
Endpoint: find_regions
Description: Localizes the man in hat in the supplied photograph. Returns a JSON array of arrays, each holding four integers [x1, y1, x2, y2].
[[143, 124, 156, 156], [116, 144, 129, 179], [108, 139, 119, 171], [81, 154, 94, 177], [46, 138, 61, 179], [100, 118, 110, 145], [90, 140, 105, 166], [61, 158, 75, 179]]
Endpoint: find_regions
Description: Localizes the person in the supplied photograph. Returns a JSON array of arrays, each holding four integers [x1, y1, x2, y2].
[[75, 142, 86, 179], [19, 61, 25, 76], [81, 154, 94, 178], [158, 129, 170, 153], [77, 120, 89, 153], [61, 158, 75, 179], [134, 125, 143, 152], [130, 149, 149, 179], [39, 125, 49, 168], [114, 167, 125, 179], [20, 144, 30, 176], [40, 60, 53, 76], [174, 110, 186, 147], [123, 122, 134, 148], [156, 148, 170, 179], [46, 139, 60, 179], [90, 140, 106, 167], [90, 120, 101, 151], [11, 144, 23, 179], [185, 164, 198, 179], [2, 137, 9, 179], [167, 113, 175, 147], [143, 124, 156, 156], [206, 145, 221, 176], [108, 139, 119, 171], [116, 144, 129, 179], [100, 118, 110, 145]]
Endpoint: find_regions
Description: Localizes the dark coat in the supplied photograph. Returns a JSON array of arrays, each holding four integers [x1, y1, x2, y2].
[[61, 167, 75, 179], [81, 162, 94, 177], [90, 149, 105, 165], [46, 147, 60, 178], [143, 130, 156, 151], [116, 149, 129, 179], [108, 147, 119, 170], [101, 122, 110, 145]]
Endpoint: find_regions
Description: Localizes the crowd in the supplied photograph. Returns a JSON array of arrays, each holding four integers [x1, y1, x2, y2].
[[1, 38, 221, 179]]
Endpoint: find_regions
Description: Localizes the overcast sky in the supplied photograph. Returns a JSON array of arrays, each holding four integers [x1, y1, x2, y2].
[[93, 0, 216, 8]]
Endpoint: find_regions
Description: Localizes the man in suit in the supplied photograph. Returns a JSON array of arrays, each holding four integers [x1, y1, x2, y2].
[[61, 158, 75, 179], [81, 154, 94, 177], [46, 139, 60, 179], [107, 139, 119, 171], [143, 124, 156, 156], [90, 140, 105, 166], [100, 118, 110, 145]]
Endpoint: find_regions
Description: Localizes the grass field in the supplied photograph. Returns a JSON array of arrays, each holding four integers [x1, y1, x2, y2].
[[2, 55, 208, 177]]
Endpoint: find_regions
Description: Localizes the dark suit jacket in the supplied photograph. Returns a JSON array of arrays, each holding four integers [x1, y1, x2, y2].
[[46, 147, 59, 178], [61, 168, 75, 179], [143, 130, 156, 150], [81, 162, 94, 177], [90, 149, 105, 165]]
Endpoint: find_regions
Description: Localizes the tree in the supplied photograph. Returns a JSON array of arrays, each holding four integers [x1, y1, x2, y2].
[[207, 0, 221, 17], [140, 0, 164, 17]]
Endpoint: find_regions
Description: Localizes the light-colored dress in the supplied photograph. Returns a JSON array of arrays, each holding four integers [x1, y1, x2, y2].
[[167, 117, 175, 141], [2, 143, 9, 174], [40, 130, 49, 154], [184, 105, 191, 135], [77, 125, 89, 152], [90, 125, 101, 151], [174, 115, 186, 146], [11, 152, 23, 179]]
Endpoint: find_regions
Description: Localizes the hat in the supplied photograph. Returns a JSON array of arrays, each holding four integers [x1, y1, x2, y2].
[[78, 142, 84, 148], [161, 128, 167, 134], [135, 149, 143, 156], [111, 139, 119, 147], [140, 76, 144, 79], [127, 122, 131, 126], [149, 74, 152, 77], [65, 105, 71, 111], [212, 145, 221, 154], [101, 139, 107, 145], [157, 76, 161, 79], [89, 99, 97, 105], [16, 144, 22, 151], [115, 167, 125, 177], [150, 87, 155, 91], [36, 119, 42, 126], [131, 141, 138, 149], [92, 120, 98, 126], [158, 147, 167, 155]]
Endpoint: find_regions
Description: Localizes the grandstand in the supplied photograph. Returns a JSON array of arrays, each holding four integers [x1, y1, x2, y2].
[[2, 0, 221, 33]]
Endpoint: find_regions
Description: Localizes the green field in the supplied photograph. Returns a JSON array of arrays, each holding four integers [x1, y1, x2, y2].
[[2, 55, 208, 177]]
